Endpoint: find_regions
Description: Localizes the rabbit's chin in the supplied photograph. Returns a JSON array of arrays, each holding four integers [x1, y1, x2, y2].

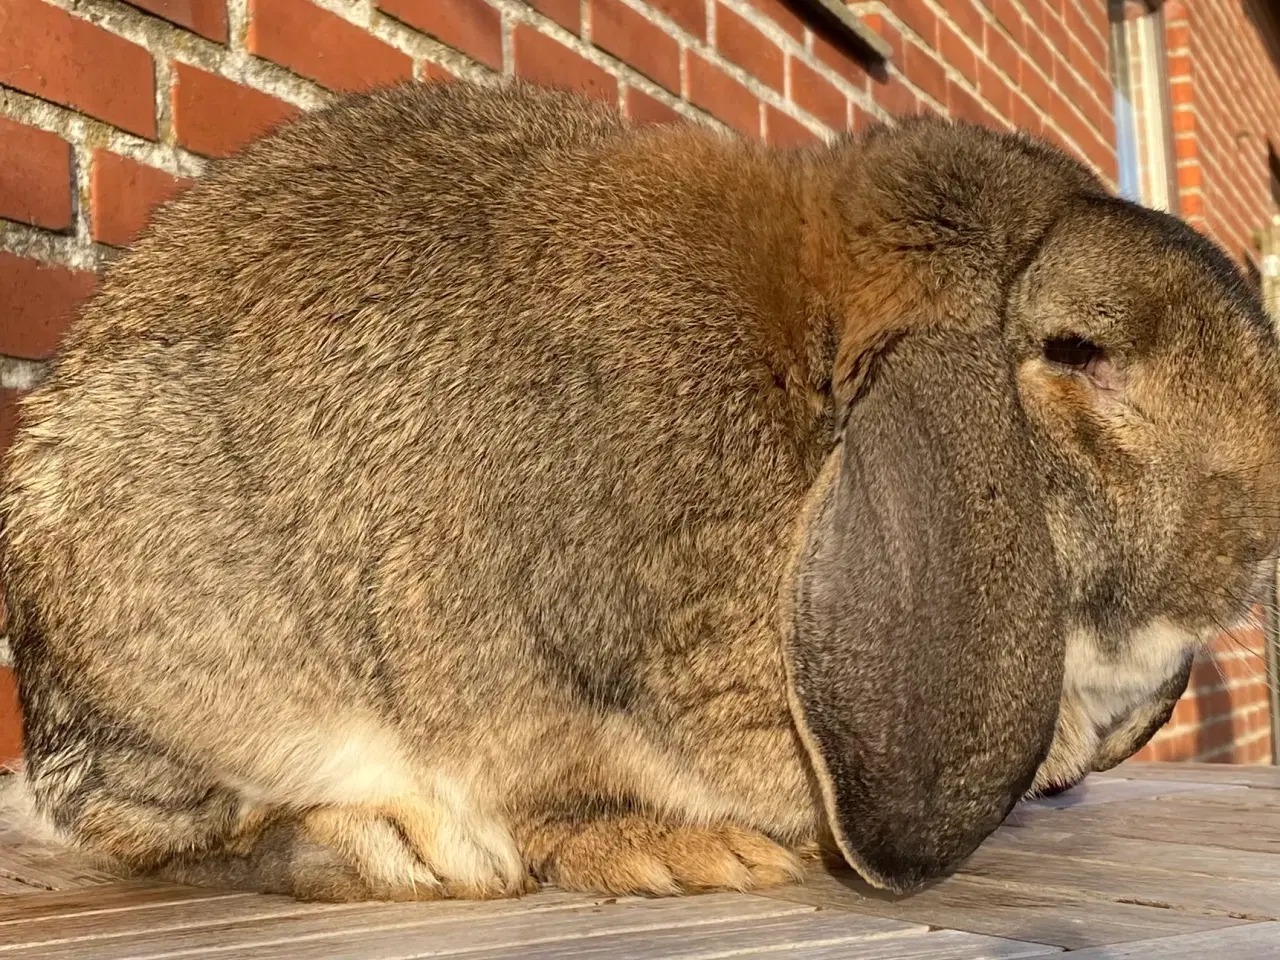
[[1026, 619, 1215, 799]]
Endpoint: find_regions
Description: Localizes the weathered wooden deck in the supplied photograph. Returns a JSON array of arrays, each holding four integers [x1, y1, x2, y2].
[[1, 762, 1278, 958]]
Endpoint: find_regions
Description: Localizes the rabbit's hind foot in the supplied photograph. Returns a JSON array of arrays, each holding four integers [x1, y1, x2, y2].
[[517, 813, 805, 896], [300, 798, 534, 901]]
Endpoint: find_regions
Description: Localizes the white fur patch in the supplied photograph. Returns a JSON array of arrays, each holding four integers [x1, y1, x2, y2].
[[225, 723, 418, 808], [0, 767, 70, 846], [1064, 619, 1209, 731]]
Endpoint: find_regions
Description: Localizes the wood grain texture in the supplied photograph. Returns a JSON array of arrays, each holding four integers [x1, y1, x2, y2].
[[0, 892, 823, 960], [1114, 763, 1280, 789], [1052, 922, 1280, 958], [761, 865, 1252, 950], [0, 762, 1272, 956]]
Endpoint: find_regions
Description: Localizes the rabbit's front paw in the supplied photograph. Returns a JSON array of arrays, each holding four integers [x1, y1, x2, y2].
[[521, 816, 804, 896], [304, 800, 534, 901]]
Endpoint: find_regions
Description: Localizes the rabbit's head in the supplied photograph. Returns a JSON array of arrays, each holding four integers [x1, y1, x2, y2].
[[1009, 202, 1280, 794], [786, 120, 1280, 894]]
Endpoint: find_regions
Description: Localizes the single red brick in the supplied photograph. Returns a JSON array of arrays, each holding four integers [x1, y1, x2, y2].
[[1041, 7, 1068, 52], [249, 0, 412, 91], [1174, 136, 1198, 161], [948, 79, 1000, 128], [938, 21, 978, 86], [903, 40, 947, 105], [993, 0, 1027, 44], [590, 0, 681, 93], [1166, 53, 1191, 80], [0, 0, 156, 138], [1049, 56, 1085, 104], [977, 62, 1013, 122], [648, 0, 705, 39], [764, 105, 820, 147], [529, 0, 581, 33], [872, 72, 919, 116], [1171, 108, 1196, 134], [1075, 15, 1107, 66], [747, 0, 804, 40], [715, 3, 784, 92], [0, 668, 22, 767], [512, 25, 618, 103], [1085, 60, 1111, 108], [0, 253, 98, 360], [1169, 78, 1193, 106], [789, 57, 848, 131], [171, 62, 300, 159], [812, 31, 871, 89], [1059, 2, 1090, 54], [0, 118, 72, 231], [124, 0, 228, 43], [850, 101, 875, 132], [941, 0, 984, 43], [1020, 0, 1046, 31], [378, 0, 502, 72], [684, 50, 760, 136], [1023, 23, 1054, 77], [1062, 32, 1090, 76], [623, 87, 683, 125], [1086, 136, 1117, 183], [889, 0, 938, 48], [1010, 92, 1043, 135], [984, 22, 1019, 80], [0, 389, 19, 460], [1019, 58, 1052, 113], [90, 150, 193, 248]]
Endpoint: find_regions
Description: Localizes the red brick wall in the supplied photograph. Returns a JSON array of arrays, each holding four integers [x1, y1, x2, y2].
[[0, 0, 1277, 768]]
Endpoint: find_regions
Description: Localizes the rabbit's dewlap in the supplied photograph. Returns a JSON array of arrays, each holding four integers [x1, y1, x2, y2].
[[2, 80, 1279, 903]]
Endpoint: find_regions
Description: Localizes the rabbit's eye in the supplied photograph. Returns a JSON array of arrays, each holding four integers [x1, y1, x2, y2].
[[1043, 335, 1104, 369]]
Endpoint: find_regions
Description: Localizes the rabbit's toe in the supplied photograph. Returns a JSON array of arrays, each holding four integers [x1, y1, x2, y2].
[[304, 800, 531, 901], [521, 816, 804, 896]]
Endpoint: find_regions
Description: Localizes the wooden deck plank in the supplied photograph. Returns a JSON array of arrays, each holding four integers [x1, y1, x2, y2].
[[741, 929, 1062, 959], [956, 846, 1280, 919], [0, 821, 118, 891], [1014, 777, 1246, 811], [978, 824, 1280, 882], [160, 912, 1012, 960], [757, 865, 1254, 950], [0, 884, 249, 925], [1052, 921, 1280, 958], [0, 892, 827, 960], [1008, 795, 1280, 835], [1114, 763, 1280, 789], [1000, 804, 1280, 854]]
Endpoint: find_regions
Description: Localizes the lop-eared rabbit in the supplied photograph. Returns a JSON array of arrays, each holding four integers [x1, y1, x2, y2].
[[3, 80, 1279, 902]]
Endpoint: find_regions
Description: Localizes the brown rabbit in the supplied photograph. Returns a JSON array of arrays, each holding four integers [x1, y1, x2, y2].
[[3, 79, 1279, 903]]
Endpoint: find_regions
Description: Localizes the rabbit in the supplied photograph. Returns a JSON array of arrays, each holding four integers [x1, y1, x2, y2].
[[3, 78, 1279, 904]]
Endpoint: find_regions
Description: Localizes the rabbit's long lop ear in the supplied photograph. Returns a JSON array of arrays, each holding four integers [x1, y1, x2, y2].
[[788, 327, 1066, 894]]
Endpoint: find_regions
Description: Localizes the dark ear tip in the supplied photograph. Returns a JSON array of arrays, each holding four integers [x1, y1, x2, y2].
[[845, 844, 968, 895], [838, 811, 1014, 894]]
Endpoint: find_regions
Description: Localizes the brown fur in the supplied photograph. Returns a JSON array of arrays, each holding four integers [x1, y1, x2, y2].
[[2, 79, 1278, 901]]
